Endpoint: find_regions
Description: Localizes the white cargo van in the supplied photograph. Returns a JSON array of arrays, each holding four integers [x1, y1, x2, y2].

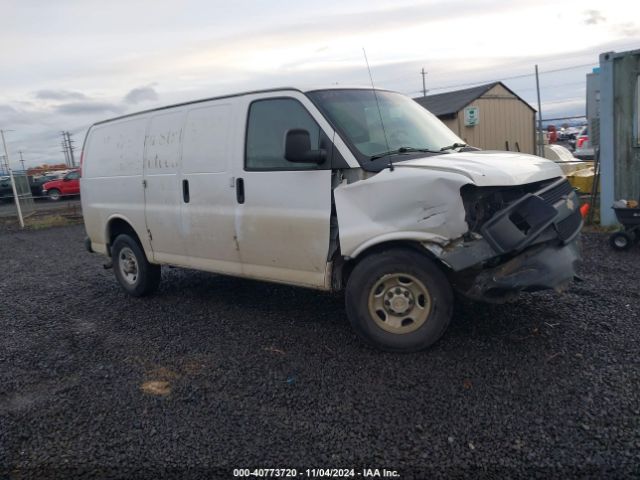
[[81, 87, 582, 352]]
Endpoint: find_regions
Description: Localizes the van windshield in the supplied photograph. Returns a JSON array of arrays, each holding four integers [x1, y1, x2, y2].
[[307, 89, 464, 167]]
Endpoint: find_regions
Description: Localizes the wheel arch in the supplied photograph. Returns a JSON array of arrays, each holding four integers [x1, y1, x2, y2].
[[47, 187, 62, 199], [105, 215, 147, 258], [338, 238, 449, 291]]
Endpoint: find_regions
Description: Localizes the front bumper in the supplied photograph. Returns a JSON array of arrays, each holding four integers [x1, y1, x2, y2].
[[457, 240, 580, 301], [439, 178, 583, 301]]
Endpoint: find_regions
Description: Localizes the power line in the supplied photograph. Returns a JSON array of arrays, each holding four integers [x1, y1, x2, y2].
[[539, 97, 585, 105], [412, 62, 599, 94], [514, 80, 586, 93]]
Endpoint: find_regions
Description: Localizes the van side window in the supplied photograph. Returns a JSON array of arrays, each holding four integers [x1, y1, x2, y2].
[[245, 98, 321, 170]]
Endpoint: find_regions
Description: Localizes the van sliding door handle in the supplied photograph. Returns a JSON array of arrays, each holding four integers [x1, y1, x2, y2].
[[236, 178, 245, 204], [182, 179, 190, 203]]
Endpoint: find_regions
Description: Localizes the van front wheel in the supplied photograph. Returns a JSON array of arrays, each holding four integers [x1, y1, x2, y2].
[[345, 249, 453, 352], [112, 234, 161, 296]]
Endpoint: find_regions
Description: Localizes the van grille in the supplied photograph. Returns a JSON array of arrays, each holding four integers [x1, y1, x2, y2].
[[538, 180, 573, 206], [556, 209, 583, 242]]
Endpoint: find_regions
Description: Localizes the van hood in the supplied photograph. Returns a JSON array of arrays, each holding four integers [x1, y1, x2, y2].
[[395, 151, 563, 186]]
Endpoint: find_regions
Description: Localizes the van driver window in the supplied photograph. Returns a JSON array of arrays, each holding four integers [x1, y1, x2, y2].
[[245, 98, 321, 170]]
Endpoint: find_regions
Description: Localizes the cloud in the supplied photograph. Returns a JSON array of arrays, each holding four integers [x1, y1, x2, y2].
[[55, 101, 123, 115], [124, 85, 158, 104], [0, 104, 41, 126], [584, 9, 606, 25], [617, 22, 640, 37], [34, 89, 87, 101]]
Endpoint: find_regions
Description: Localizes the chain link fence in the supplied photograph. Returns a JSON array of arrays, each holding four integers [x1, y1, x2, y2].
[[0, 174, 81, 222]]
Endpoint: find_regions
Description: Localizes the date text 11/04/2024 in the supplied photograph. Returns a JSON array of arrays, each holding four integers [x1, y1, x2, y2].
[[232, 468, 400, 478]]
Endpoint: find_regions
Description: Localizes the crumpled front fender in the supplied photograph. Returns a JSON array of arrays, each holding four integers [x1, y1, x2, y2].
[[335, 168, 471, 258]]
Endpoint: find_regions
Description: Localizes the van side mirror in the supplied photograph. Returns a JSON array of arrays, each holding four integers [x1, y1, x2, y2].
[[284, 129, 326, 164]]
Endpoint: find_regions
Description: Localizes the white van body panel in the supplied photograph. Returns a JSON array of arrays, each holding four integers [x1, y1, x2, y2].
[[143, 109, 186, 264], [178, 102, 243, 275], [235, 168, 332, 287], [398, 151, 563, 186], [82, 89, 337, 289], [81, 117, 149, 255], [232, 92, 333, 288]]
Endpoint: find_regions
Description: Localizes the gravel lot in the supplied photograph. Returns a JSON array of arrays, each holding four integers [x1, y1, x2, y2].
[[1, 225, 639, 479]]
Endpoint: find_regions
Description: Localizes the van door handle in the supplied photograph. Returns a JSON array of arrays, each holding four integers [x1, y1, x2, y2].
[[236, 177, 245, 204], [182, 179, 190, 203]]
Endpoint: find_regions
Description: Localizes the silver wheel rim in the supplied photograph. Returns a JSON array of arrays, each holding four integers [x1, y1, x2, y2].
[[614, 236, 628, 248], [49, 191, 60, 200], [118, 246, 139, 285], [368, 273, 432, 334]]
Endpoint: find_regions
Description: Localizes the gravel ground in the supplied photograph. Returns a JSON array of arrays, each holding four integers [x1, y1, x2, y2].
[[1, 225, 639, 479]]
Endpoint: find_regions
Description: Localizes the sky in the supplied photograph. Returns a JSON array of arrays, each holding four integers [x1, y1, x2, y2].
[[1, 0, 639, 168]]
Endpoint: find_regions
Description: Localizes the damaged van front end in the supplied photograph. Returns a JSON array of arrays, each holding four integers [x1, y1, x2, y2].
[[311, 87, 582, 350], [442, 176, 581, 302], [335, 152, 582, 304]]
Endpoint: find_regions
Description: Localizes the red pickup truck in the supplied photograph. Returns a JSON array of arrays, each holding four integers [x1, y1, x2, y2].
[[42, 170, 81, 201]]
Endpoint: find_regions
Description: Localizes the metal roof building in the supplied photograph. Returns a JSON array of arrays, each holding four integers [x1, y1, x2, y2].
[[414, 82, 536, 154]]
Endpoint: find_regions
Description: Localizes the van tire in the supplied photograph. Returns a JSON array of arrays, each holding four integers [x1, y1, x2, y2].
[[345, 249, 453, 352], [112, 234, 161, 296]]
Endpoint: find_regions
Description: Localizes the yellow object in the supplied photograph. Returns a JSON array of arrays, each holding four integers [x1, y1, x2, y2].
[[628, 200, 639, 208], [567, 167, 598, 194]]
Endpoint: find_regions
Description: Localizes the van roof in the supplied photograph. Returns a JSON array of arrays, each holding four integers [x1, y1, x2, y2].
[[91, 85, 387, 127]]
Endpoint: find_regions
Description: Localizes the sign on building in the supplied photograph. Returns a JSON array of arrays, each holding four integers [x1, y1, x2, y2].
[[464, 106, 479, 126]]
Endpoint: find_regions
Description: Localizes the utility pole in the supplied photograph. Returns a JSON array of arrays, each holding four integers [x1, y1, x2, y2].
[[421, 68, 428, 97], [65, 131, 76, 167], [18, 150, 26, 172], [61, 141, 70, 166], [1, 129, 24, 228], [535, 65, 544, 157], [60, 131, 76, 167], [61, 131, 70, 167]]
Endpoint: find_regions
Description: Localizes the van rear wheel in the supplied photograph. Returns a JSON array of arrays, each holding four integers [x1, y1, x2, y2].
[[112, 234, 161, 296], [345, 249, 453, 352]]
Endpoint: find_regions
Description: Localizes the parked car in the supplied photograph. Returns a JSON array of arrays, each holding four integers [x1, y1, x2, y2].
[[573, 126, 594, 159], [42, 169, 81, 201], [82, 86, 582, 352], [29, 174, 58, 198], [558, 126, 579, 142], [0, 176, 13, 202]]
